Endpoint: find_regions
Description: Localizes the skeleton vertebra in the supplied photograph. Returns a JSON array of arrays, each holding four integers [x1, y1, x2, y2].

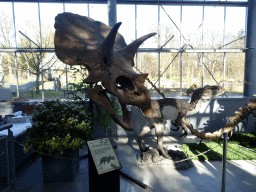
[[54, 13, 225, 159]]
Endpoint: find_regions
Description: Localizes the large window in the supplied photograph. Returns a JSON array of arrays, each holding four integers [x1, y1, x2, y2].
[[0, 1, 248, 99], [125, 3, 246, 97]]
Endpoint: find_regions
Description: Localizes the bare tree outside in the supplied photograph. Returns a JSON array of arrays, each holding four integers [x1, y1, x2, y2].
[[0, 11, 15, 82], [136, 23, 245, 96], [18, 21, 58, 94], [0, 11, 59, 95]]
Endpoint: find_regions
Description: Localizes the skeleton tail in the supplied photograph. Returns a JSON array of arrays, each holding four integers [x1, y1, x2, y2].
[[184, 95, 256, 140]]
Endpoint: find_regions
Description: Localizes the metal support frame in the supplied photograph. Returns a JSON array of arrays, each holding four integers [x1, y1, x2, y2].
[[179, 6, 183, 96], [12, 2, 19, 98], [158, 4, 161, 97], [107, 0, 117, 139], [221, 132, 229, 192], [63, 3, 69, 99], [0, 1, 249, 7], [0, 47, 245, 53], [38, 3, 44, 100], [201, 6, 204, 87]]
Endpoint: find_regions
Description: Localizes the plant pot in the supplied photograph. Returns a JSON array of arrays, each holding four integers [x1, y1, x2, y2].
[[42, 151, 79, 182]]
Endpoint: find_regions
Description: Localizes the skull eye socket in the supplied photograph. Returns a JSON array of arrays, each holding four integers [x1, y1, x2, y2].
[[116, 76, 135, 91]]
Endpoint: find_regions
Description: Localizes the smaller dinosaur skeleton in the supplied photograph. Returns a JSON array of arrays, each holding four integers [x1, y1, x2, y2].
[[138, 85, 225, 158]]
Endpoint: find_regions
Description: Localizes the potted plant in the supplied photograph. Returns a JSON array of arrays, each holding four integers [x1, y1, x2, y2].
[[23, 99, 93, 182]]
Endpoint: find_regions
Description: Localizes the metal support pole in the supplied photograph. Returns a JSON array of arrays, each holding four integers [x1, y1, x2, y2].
[[223, 52, 226, 86], [157, 4, 161, 98], [244, 0, 256, 96], [180, 53, 183, 95], [221, 132, 229, 192], [179, 6, 183, 96], [0, 54, 3, 82], [223, 6, 226, 89], [135, 4, 138, 69], [108, 0, 117, 27], [201, 7, 204, 87], [38, 3, 44, 100], [14, 52, 19, 98], [12, 2, 19, 98], [87, 3, 90, 17], [62, 3, 69, 99], [201, 53, 204, 86], [108, 0, 117, 138]]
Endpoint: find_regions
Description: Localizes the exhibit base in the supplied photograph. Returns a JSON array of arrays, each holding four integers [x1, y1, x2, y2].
[[88, 149, 120, 191]]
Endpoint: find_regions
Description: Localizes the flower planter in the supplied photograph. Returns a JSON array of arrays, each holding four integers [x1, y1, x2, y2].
[[42, 151, 79, 182]]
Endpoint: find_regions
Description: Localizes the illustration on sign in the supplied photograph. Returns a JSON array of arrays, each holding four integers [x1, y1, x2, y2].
[[87, 138, 122, 174]]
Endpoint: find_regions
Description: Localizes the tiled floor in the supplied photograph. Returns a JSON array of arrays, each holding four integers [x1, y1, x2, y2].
[[5, 136, 256, 192]]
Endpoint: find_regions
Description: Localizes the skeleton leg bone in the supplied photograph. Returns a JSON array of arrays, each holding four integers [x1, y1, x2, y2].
[[171, 120, 180, 131], [155, 123, 170, 159], [138, 124, 154, 152]]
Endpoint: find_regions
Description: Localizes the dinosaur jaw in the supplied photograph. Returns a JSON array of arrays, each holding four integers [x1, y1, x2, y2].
[[102, 73, 151, 107]]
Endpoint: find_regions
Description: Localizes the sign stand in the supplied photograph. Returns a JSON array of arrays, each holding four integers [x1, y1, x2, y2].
[[87, 138, 121, 192]]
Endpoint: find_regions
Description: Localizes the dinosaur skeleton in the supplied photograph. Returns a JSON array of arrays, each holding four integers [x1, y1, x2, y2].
[[54, 13, 226, 159], [137, 85, 225, 158], [185, 96, 256, 140]]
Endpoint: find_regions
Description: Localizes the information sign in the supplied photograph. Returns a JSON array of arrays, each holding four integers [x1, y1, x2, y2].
[[87, 138, 122, 175]]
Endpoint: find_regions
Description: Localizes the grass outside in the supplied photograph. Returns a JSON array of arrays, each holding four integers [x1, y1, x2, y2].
[[181, 133, 256, 161], [14, 90, 66, 100], [13, 90, 86, 100]]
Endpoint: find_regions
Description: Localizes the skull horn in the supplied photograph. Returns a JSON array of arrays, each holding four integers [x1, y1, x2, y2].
[[100, 22, 122, 66], [122, 33, 157, 62]]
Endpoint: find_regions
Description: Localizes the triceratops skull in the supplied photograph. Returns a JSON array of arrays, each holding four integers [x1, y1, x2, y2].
[[54, 12, 156, 131]]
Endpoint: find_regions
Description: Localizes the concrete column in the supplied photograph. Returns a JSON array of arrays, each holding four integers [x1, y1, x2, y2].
[[108, 0, 117, 27], [107, 0, 118, 139], [244, 0, 256, 96]]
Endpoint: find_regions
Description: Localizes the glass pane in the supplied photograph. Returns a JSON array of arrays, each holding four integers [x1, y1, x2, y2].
[[117, 4, 135, 45], [224, 7, 246, 48], [40, 3, 63, 48], [89, 4, 108, 25], [160, 52, 182, 97], [137, 5, 158, 48], [1, 52, 16, 86], [160, 5, 181, 48], [0, 3, 15, 86], [0, 2, 15, 48], [181, 6, 204, 47], [204, 7, 225, 47], [224, 53, 245, 96], [15, 51, 59, 97], [64, 3, 89, 16], [181, 53, 201, 91], [202, 53, 224, 86], [135, 52, 158, 79], [135, 52, 160, 97], [14, 3, 39, 47]]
